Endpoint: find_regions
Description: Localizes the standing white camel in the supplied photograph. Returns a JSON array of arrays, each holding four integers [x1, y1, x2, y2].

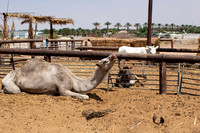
[[1, 54, 117, 99], [118, 46, 159, 77]]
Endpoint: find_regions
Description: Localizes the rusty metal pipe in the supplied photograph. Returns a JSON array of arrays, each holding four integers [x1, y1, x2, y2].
[[158, 48, 200, 53], [0, 39, 43, 44], [1, 48, 200, 63], [48, 39, 83, 42], [76, 46, 200, 53]]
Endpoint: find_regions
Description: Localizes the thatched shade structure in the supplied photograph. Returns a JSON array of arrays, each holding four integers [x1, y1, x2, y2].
[[1, 13, 33, 39], [11, 17, 15, 39], [1, 13, 74, 39], [0, 24, 3, 30], [49, 18, 74, 39], [21, 16, 74, 39], [0, 24, 3, 36]]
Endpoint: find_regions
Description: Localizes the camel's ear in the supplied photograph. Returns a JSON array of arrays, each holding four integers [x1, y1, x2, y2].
[[96, 64, 100, 66]]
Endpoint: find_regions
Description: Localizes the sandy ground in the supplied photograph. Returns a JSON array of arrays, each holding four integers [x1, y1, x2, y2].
[[0, 39, 200, 133]]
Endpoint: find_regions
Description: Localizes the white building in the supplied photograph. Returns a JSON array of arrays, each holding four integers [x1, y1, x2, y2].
[[9, 30, 43, 38]]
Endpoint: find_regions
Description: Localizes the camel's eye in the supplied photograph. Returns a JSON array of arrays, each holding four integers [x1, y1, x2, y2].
[[103, 61, 107, 64]]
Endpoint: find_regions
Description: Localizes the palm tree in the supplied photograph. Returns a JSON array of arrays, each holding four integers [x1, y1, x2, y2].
[[124, 22, 132, 31], [157, 23, 162, 32], [151, 23, 156, 31], [11, 17, 15, 39], [93, 22, 100, 37], [134, 23, 141, 33], [104, 21, 111, 35], [143, 22, 148, 32], [164, 24, 169, 31], [114, 23, 122, 32], [170, 23, 175, 31]]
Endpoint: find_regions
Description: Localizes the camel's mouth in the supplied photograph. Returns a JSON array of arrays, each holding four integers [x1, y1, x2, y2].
[[111, 54, 117, 60]]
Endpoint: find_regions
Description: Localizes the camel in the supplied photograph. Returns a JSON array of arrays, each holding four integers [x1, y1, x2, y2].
[[118, 46, 159, 78], [1, 54, 117, 99], [115, 66, 143, 88]]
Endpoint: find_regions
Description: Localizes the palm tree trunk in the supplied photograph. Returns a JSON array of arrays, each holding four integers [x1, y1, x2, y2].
[[3, 13, 8, 40], [29, 19, 34, 39], [34, 23, 37, 39], [50, 21, 53, 39], [11, 17, 15, 39], [107, 26, 109, 35]]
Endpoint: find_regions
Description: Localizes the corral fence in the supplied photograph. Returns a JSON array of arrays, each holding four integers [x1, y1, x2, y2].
[[0, 48, 200, 96], [0, 39, 84, 51]]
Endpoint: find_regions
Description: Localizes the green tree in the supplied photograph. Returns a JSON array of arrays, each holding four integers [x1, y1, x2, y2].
[[41, 29, 49, 34], [164, 24, 169, 31], [134, 23, 141, 33], [104, 21, 112, 35], [170, 23, 175, 31], [124, 22, 132, 31], [157, 23, 162, 32], [143, 22, 148, 32], [93, 22, 100, 37], [114, 23, 122, 32]]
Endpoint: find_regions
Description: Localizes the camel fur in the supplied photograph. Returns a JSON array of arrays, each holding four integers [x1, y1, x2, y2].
[[1, 54, 117, 99]]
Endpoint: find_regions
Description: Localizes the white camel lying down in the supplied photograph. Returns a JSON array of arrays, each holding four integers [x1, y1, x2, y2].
[[1, 54, 117, 99]]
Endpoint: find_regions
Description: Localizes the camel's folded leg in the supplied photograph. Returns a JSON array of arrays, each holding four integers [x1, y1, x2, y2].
[[118, 59, 125, 68], [59, 90, 89, 100], [2, 81, 21, 94], [142, 61, 147, 78], [134, 75, 144, 86]]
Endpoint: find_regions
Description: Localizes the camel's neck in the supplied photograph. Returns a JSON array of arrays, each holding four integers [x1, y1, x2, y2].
[[90, 66, 107, 87], [73, 66, 108, 92]]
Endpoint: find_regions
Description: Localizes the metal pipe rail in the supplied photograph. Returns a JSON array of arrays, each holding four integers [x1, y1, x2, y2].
[[1, 48, 200, 63], [0, 39, 83, 44], [1, 48, 200, 94], [76, 46, 200, 53], [47, 39, 83, 42], [0, 39, 43, 44]]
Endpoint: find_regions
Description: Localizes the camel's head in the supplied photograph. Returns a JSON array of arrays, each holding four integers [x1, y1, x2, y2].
[[96, 54, 117, 71], [146, 46, 159, 54]]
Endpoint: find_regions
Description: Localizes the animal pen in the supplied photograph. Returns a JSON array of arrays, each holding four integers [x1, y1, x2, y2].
[[0, 39, 200, 96]]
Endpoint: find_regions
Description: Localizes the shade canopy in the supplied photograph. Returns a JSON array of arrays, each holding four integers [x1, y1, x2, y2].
[[1, 13, 74, 39]]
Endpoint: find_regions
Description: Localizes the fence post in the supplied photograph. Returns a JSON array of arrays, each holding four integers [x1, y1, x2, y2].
[[159, 61, 167, 94], [10, 54, 15, 70], [171, 40, 174, 49], [179, 63, 185, 94], [55, 41, 58, 50], [44, 55, 51, 62], [71, 41, 75, 50], [30, 41, 36, 58]]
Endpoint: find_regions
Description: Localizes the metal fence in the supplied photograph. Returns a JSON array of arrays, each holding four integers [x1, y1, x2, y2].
[[1, 53, 200, 96], [180, 63, 200, 96], [0, 38, 200, 96]]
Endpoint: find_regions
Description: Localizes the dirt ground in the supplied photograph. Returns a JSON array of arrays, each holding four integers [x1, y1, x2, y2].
[[0, 39, 200, 133]]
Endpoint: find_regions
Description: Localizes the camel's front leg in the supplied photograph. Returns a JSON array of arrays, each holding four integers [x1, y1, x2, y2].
[[118, 59, 125, 68], [59, 89, 89, 99], [2, 80, 21, 94]]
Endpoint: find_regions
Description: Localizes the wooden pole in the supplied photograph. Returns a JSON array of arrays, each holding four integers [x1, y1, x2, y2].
[[159, 61, 167, 94], [50, 21, 53, 39], [147, 0, 153, 46], [3, 13, 8, 40]]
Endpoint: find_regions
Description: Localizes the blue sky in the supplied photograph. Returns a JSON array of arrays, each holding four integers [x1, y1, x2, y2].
[[0, 0, 200, 30]]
